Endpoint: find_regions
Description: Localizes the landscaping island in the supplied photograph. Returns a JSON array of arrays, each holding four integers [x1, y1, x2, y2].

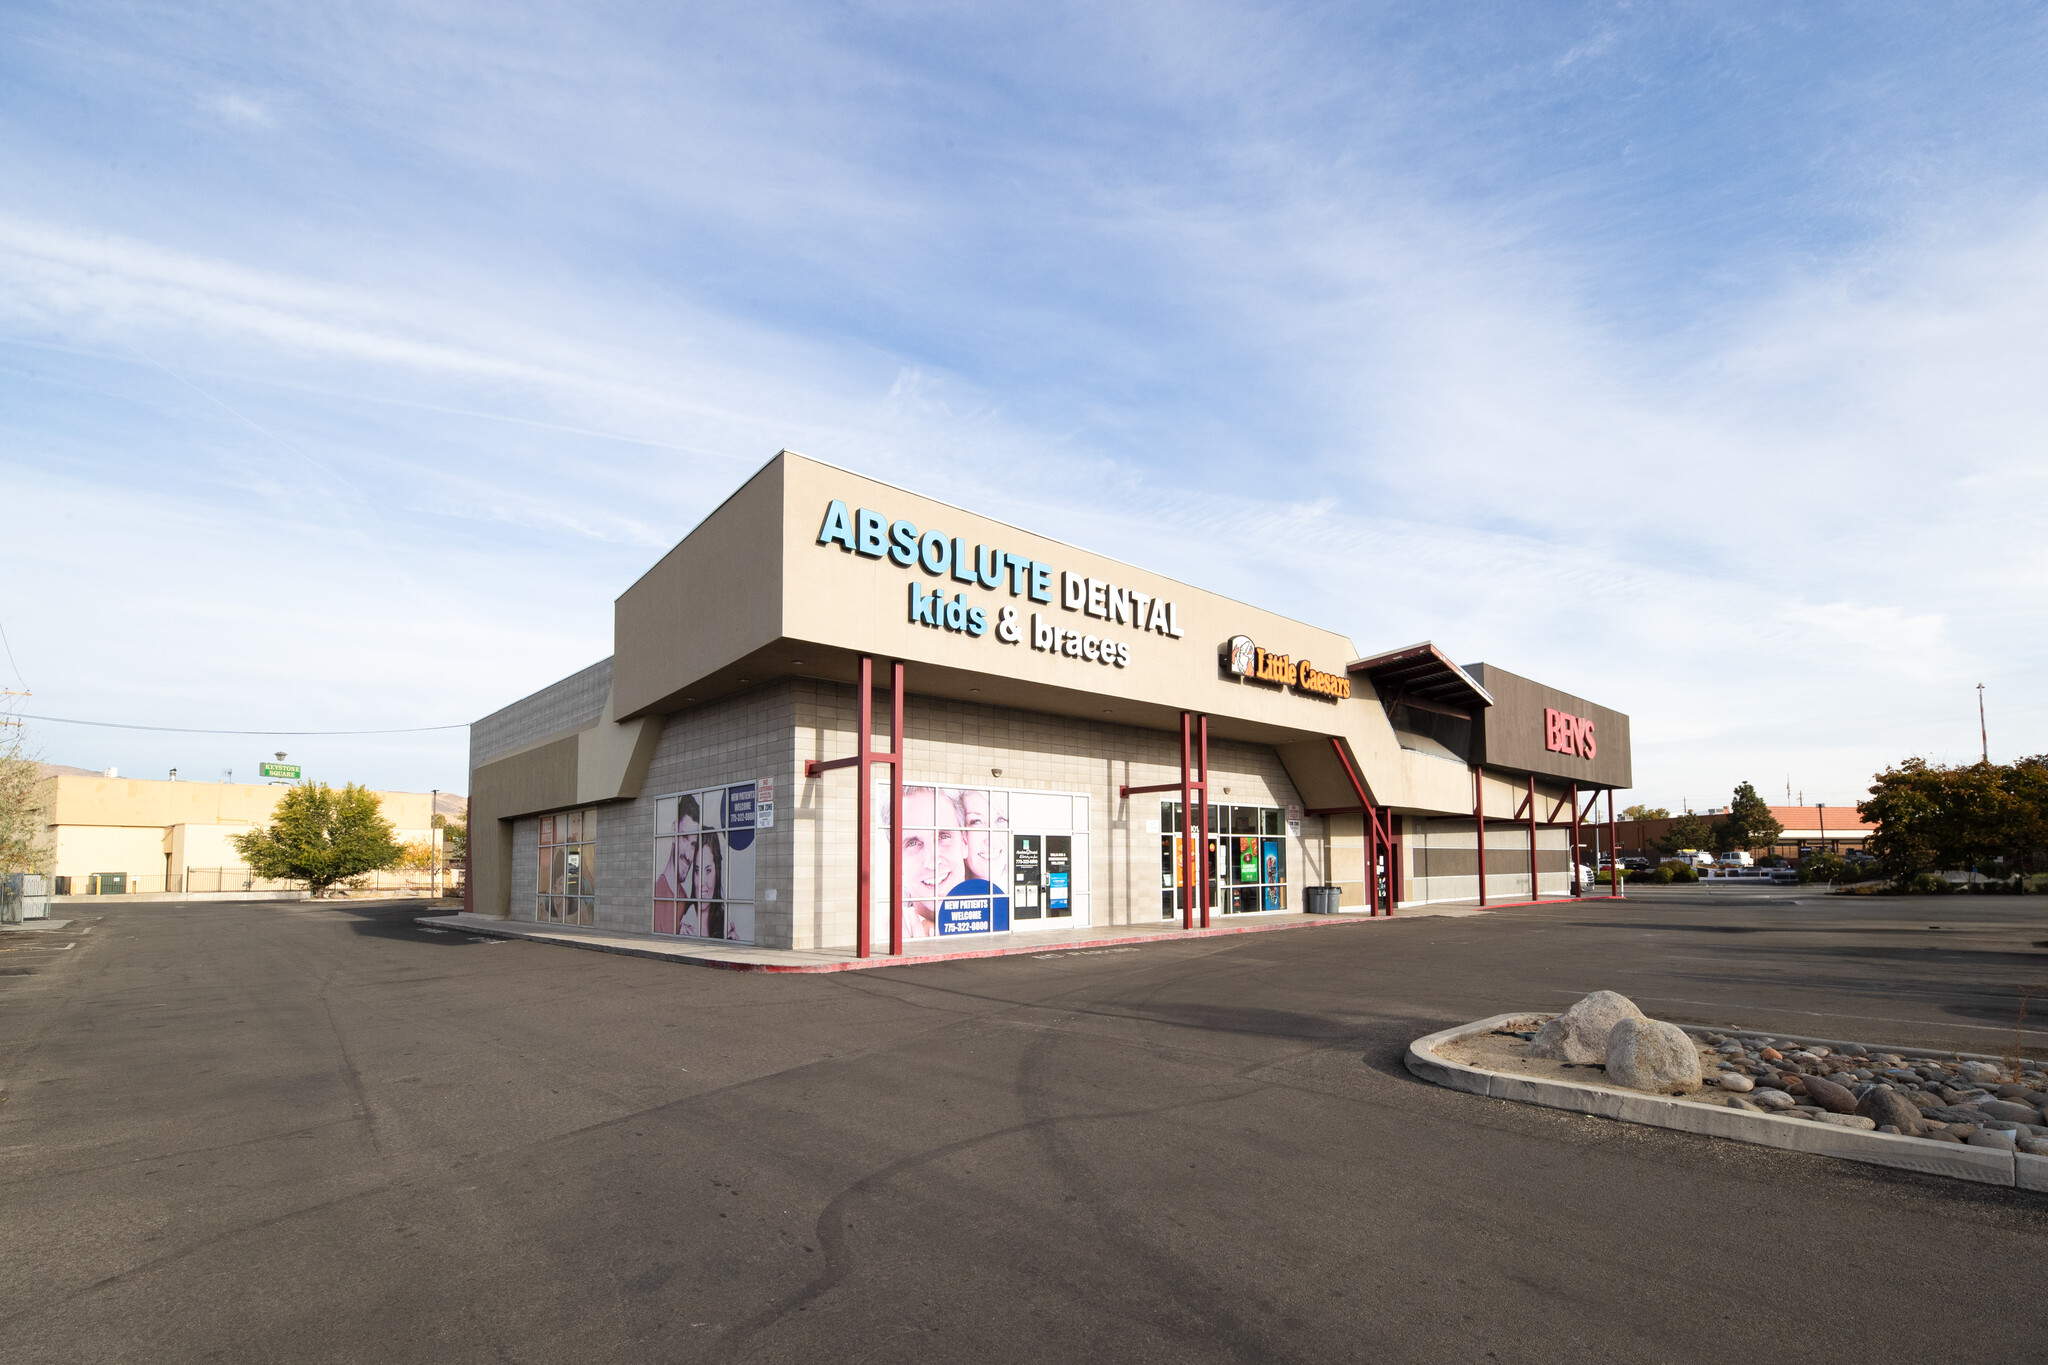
[[1408, 992, 2048, 1190]]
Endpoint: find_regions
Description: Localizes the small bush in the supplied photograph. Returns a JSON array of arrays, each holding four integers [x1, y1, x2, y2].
[[1800, 850, 1851, 883], [1666, 862, 1698, 883], [1905, 872, 1951, 895]]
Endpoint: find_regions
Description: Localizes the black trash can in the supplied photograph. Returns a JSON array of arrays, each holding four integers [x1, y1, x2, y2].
[[1304, 885, 1343, 915]]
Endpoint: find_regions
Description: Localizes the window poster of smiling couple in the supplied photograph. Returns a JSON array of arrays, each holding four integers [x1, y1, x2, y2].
[[873, 784, 1016, 939], [653, 781, 762, 944]]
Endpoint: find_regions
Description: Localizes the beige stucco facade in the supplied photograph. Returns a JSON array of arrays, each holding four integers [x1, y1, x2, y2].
[[39, 774, 440, 894], [470, 450, 1632, 949]]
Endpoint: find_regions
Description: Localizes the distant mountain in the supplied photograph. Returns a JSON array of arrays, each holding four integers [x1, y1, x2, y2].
[[34, 762, 104, 779]]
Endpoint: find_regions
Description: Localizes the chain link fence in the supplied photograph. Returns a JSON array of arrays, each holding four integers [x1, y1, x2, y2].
[[58, 868, 466, 898]]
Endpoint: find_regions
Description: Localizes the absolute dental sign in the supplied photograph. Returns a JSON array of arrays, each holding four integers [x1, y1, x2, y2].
[[1223, 635, 1352, 701], [817, 500, 1184, 671], [1544, 707, 1598, 759]]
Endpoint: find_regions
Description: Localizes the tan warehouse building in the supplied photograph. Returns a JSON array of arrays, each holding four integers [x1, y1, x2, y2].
[[35, 769, 455, 895], [468, 451, 1634, 955]]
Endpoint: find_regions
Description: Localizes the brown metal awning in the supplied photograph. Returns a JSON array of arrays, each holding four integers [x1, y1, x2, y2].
[[1346, 641, 1494, 714]]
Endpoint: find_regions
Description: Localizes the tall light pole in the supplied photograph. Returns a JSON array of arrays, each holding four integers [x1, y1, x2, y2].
[[430, 788, 440, 899], [1978, 683, 1988, 764], [1816, 801, 1827, 856]]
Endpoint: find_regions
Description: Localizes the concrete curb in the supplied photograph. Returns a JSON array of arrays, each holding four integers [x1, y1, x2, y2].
[[413, 892, 1626, 974], [417, 907, 1446, 972], [1406, 1013, 2048, 1192]]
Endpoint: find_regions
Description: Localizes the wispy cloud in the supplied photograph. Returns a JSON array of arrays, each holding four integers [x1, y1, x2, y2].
[[202, 91, 273, 127], [1, 1, 2043, 802]]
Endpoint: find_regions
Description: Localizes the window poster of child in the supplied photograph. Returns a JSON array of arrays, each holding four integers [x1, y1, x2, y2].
[[873, 784, 1012, 938], [652, 782, 761, 943]]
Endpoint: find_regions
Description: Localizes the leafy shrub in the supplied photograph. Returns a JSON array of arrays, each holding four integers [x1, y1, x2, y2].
[[1800, 850, 1851, 883], [1665, 862, 1699, 883]]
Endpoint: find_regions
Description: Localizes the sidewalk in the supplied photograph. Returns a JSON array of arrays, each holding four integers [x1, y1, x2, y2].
[[414, 894, 1578, 973]]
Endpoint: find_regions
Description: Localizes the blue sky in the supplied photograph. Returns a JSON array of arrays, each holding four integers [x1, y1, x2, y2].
[[3, 2, 2044, 811]]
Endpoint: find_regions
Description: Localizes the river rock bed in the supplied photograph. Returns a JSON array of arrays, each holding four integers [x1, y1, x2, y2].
[[1445, 1018, 2048, 1155]]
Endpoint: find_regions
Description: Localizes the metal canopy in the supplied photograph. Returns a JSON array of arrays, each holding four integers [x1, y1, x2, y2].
[[1346, 641, 1495, 713]]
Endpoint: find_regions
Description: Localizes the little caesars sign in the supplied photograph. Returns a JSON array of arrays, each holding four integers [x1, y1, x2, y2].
[[817, 499, 1184, 671], [1223, 635, 1351, 701]]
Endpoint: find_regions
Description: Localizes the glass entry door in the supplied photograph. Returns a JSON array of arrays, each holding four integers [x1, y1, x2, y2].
[[1161, 801, 1289, 916], [1012, 834, 1043, 920], [1011, 832, 1075, 929]]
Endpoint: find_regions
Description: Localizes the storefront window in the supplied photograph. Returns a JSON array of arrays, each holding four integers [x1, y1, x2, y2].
[[537, 810, 598, 926], [873, 783, 1089, 938], [653, 782, 762, 944], [1159, 801, 1287, 916]]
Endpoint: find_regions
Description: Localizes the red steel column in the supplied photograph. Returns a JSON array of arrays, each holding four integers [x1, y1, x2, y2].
[[1473, 765, 1488, 907], [1607, 790, 1621, 899], [1187, 712, 1196, 933], [1198, 715, 1211, 929], [889, 660, 905, 957], [1570, 782, 1582, 897], [1368, 803, 1381, 916], [855, 656, 873, 959], [1527, 773, 1540, 902], [1384, 809, 1398, 914]]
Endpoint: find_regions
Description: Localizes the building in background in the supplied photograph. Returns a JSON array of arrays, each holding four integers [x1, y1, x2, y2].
[[1612, 806, 1874, 862], [33, 767, 466, 896], [469, 450, 1635, 955]]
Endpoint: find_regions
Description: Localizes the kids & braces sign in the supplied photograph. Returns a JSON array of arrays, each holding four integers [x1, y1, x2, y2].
[[818, 499, 1184, 671]]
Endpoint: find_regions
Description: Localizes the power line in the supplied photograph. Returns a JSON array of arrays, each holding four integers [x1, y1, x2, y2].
[[11, 713, 466, 736], [0, 620, 26, 690]]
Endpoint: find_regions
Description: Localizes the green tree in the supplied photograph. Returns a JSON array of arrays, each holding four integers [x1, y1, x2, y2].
[[2000, 757, 2048, 875], [1620, 804, 1670, 822], [233, 783, 403, 895], [1859, 758, 2009, 881], [1719, 782, 1784, 853], [439, 818, 467, 867], [0, 733, 50, 877], [1657, 812, 1718, 857]]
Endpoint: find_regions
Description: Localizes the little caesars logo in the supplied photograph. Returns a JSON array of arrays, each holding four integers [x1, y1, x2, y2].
[[1223, 636, 1351, 700]]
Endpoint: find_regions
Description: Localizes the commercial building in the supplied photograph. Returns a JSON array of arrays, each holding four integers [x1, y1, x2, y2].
[[34, 767, 458, 895], [1614, 806, 1874, 862], [469, 451, 1633, 955]]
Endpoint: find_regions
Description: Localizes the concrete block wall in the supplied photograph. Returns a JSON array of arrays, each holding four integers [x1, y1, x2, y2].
[[1404, 816, 1574, 904], [503, 679, 1327, 950], [790, 680, 1312, 951], [510, 817, 539, 917], [503, 683, 798, 942], [603, 684, 798, 943], [471, 658, 614, 768]]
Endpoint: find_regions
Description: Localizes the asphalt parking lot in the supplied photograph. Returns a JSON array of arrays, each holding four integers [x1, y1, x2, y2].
[[3, 887, 2044, 1363]]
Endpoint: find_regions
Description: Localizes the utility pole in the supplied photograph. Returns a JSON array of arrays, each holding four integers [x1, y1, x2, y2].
[[1978, 683, 1988, 764], [430, 789, 440, 899]]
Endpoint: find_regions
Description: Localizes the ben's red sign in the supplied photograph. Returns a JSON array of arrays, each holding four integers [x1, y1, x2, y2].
[[1545, 708, 1597, 759]]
